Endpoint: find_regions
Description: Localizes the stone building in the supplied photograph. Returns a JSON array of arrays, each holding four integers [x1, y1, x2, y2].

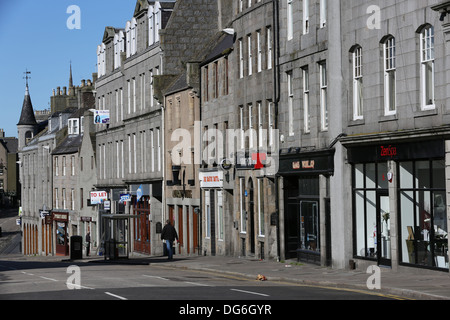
[[0, 130, 19, 207], [163, 72, 201, 255], [17, 70, 96, 256], [337, 0, 450, 271]]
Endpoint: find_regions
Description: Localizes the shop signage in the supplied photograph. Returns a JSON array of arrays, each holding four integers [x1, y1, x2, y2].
[[53, 212, 68, 221], [293, 160, 315, 170], [279, 149, 335, 175], [120, 194, 131, 202], [347, 139, 444, 164], [199, 171, 223, 188], [81, 216, 92, 222], [90, 191, 108, 205], [380, 145, 397, 158], [39, 210, 50, 219]]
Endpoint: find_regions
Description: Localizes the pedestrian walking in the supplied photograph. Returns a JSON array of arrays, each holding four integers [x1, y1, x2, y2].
[[161, 220, 178, 260], [85, 231, 91, 257]]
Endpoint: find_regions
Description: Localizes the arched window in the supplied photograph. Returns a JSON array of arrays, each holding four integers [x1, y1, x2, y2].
[[417, 24, 435, 110]]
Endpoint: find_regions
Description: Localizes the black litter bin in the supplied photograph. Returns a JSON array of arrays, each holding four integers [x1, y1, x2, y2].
[[70, 236, 83, 260]]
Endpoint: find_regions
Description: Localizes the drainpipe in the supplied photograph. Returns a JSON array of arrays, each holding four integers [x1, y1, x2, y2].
[[272, 0, 281, 261]]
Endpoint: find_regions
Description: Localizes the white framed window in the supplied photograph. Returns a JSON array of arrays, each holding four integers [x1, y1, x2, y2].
[[55, 156, 59, 176], [383, 37, 396, 115], [352, 46, 364, 119], [420, 25, 435, 110], [55, 188, 59, 209], [62, 188, 66, 210], [71, 189, 75, 210], [131, 18, 137, 55], [154, 2, 161, 43], [71, 155, 75, 176], [63, 156, 66, 176], [319, 62, 328, 131], [302, 66, 310, 133], [258, 178, 265, 237], [287, 0, 293, 40], [128, 134, 132, 174], [240, 178, 246, 233], [125, 20, 131, 58], [247, 34, 253, 76], [127, 80, 131, 114], [287, 71, 294, 136], [240, 105, 245, 149], [205, 190, 211, 238], [257, 30, 262, 73], [148, 6, 154, 45], [248, 103, 254, 148], [239, 38, 244, 79], [319, 0, 327, 28], [217, 190, 224, 240], [267, 100, 274, 147], [257, 101, 263, 148], [150, 129, 155, 172], [303, 0, 310, 35], [68, 118, 79, 135], [133, 133, 137, 174], [157, 127, 161, 172], [267, 26, 272, 70]]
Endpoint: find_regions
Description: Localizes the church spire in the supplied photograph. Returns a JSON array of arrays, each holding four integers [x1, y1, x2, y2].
[[17, 70, 37, 126], [69, 62, 74, 95]]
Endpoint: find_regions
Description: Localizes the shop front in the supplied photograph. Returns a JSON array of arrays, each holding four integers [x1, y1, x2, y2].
[[347, 138, 449, 271], [53, 212, 69, 256], [278, 148, 335, 265]]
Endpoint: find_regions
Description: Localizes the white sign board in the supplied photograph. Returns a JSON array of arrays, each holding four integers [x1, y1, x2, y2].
[[199, 171, 223, 188], [94, 110, 110, 124], [90, 191, 108, 205]]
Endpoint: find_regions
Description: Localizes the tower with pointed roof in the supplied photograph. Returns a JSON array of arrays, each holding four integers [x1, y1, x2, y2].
[[17, 72, 38, 151]]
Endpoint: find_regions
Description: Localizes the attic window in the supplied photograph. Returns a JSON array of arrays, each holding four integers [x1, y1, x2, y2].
[[68, 118, 79, 135]]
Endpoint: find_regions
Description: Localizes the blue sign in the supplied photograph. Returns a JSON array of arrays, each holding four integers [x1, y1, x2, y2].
[[136, 185, 143, 202], [120, 194, 131, 202]]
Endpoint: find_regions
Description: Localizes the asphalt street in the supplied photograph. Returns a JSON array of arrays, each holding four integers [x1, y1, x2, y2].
[[0, 259, 397, 301]]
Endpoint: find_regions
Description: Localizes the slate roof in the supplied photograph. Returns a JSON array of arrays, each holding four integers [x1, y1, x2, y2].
[[17, 86, 37, 126], [52, 134, 83, 155]]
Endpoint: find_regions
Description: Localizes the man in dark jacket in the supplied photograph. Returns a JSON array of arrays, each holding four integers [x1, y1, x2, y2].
[[161, 220, 178, 260]]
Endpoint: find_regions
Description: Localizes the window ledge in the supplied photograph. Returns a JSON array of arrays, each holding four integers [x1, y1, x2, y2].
[[414, 107, 437, 118], [379, 114, 398, 123]]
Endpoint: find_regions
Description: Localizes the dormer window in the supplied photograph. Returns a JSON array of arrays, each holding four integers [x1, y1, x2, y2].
[[68, 118, 79, 135]]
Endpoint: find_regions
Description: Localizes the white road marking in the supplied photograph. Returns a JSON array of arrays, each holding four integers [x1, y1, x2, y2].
[[184, 281, 213, 287], [230, 288, 269, 297], [142, 275, 170, 281], [39, 276, 58, 282], [105, 292, 128, 300]]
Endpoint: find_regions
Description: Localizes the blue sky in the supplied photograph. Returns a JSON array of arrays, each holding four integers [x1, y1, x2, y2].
[[0, 0, 137, 138]]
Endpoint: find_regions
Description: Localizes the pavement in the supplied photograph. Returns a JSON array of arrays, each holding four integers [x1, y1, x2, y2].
[[1, 208, 450, 300]]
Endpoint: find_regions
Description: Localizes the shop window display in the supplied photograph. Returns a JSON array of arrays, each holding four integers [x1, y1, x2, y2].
[[399, 160, 448, 269]]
